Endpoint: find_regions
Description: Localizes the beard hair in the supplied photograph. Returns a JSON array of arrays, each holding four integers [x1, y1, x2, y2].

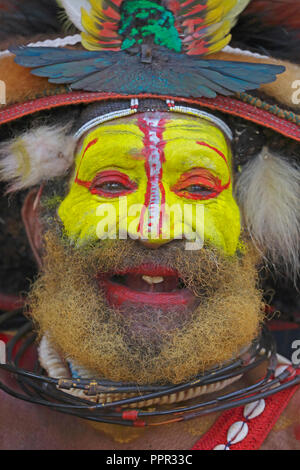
[[28, 229, 264, 385]]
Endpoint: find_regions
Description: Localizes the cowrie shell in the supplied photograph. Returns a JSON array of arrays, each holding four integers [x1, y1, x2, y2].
[[227, 421, 248, 444], [274, 365, 289, 378], [243, 399, 265, 420]]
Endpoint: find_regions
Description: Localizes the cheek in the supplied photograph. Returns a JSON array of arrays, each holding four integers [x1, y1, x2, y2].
[[204, 194, 241, 255], [164, 187, 241, 254], [58, 183, 150, 244], [58, 186, 110, 244]]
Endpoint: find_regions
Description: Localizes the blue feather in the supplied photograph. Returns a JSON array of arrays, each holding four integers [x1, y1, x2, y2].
[[10, 46, 99, 66]]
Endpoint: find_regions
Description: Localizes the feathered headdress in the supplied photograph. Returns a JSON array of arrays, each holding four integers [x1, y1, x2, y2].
[[10, 0, 284, 97]]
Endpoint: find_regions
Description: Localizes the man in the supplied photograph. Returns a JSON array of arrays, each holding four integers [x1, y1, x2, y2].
[[0, 0, 299, 449]]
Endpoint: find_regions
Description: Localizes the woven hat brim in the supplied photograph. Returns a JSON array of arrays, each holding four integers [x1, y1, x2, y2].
[[1, 91, 300, 142]]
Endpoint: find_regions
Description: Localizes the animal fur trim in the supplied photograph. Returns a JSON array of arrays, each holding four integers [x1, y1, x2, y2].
[[0, 55, 68, 107], [235, 148, 300, 280], [212, 51, 300, 110], [0, 125, 76, 192]]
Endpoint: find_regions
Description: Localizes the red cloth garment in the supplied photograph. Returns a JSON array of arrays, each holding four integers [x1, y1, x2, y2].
[[192, 368, 300, 450]]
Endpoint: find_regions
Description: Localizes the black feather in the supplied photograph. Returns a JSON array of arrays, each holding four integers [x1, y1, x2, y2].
[[231, 14, 300, 64], [0, 0, 63, 41]]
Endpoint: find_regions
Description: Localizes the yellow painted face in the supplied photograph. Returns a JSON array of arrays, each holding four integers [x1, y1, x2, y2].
[[58, 112, 241, 255]]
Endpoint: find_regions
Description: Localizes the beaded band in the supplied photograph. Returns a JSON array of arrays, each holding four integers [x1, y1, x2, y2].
[[74, 99, 138, 140], [74, 98, 233, 141], [166, 100, 233, 140]]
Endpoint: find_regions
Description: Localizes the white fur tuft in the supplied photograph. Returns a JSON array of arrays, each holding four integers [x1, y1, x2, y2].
[[59, 0, 91, 31], [235, 148, 300, 280], [0, 125, 76, 192]]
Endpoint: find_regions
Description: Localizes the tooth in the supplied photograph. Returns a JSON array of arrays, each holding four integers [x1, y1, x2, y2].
[[142, 275, 164, 285]]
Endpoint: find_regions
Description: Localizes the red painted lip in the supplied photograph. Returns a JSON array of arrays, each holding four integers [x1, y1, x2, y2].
[[97, 264, 196, 311]]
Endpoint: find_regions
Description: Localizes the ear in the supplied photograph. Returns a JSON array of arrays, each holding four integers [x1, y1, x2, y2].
[[21, 187, 44, 269]]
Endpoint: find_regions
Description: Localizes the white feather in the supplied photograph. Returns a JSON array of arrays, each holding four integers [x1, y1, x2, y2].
[[0, 125, 76, 192], [59, 0, 91, 31], [235, 147, 300, 280]]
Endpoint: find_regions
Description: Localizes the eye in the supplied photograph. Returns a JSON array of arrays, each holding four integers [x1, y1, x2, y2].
[[95, 182, 129, 193], [182, 184, 214, 196], [89, 171, 137, 198], [171, 169, 224, 200]]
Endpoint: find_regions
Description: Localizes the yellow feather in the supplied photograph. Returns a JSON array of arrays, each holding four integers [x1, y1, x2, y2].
[[208, 21, 232, 44], [81, 31, 102, 51], [207, 35, 231, 54], [81, 0, 122, 51], [205, 0, 236, 25], [226, 0, 251, 21], [82, 8, 104, 39]]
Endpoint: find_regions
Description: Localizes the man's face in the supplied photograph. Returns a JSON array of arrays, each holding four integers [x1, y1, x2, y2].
[[29, 112, 262, 385], [59, 112, 241, 254]]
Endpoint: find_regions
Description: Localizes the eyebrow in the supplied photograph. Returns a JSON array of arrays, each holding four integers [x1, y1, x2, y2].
[[197, 141, 228, 167], [75, 137, 142, 188], [196, 141, 231, 189], [75, 138, 98, 184]]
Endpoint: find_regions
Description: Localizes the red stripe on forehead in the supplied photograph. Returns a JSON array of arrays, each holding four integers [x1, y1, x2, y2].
[[137, 115, 167, 237]]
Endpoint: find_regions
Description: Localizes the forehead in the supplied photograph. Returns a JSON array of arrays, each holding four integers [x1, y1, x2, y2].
[[78, 112, 229, 149]]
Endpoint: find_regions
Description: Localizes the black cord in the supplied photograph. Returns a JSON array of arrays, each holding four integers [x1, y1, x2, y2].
[[0, 318, 299, 426]]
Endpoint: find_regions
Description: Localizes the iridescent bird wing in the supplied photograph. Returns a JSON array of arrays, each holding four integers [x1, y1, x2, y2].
[[11, 46, 285, 98], [167, 0, 251, 55]]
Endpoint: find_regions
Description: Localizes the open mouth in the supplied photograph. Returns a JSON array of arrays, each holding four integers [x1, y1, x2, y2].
[[97, 264, 197, 311]]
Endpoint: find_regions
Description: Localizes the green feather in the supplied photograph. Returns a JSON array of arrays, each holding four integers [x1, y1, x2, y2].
[[119, 0, 181, 52]]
